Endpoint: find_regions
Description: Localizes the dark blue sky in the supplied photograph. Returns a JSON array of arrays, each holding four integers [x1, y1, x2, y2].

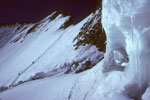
[[0, 0, 99, 23]]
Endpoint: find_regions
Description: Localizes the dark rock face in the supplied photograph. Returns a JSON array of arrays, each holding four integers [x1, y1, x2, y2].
[[0, 86, 8, 93], [59, 16, 73, 29], [49, 12, 60, 21], [65, 52, 104, 74], [73, 9, 106, 52], [25, 23, 39, 37]]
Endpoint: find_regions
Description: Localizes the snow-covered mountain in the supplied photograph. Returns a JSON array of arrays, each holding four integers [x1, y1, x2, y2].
[[0, 8, 106, 96], [1, 1, 150, 99]]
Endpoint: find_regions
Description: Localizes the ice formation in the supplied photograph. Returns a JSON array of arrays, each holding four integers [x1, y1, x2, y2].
[[102, 0, 150, 97], [1, 0, 150, 100]]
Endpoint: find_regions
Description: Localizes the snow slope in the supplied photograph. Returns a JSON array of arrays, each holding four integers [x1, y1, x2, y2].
[[0, 61, 131, 100], [0, 10, 103, 88], [0, 8, 132, 100]]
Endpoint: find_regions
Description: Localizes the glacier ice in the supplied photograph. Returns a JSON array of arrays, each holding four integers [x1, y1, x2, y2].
[[102, 0, 150, 98]]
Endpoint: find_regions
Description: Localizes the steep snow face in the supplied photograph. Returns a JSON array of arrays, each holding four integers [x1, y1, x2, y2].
[[102, 0, 150, 98], [0, 10, 103, 88], [0, 13, 72, 87]]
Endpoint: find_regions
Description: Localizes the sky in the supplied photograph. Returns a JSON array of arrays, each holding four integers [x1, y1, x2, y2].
[[0, 0, 99, 24]]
